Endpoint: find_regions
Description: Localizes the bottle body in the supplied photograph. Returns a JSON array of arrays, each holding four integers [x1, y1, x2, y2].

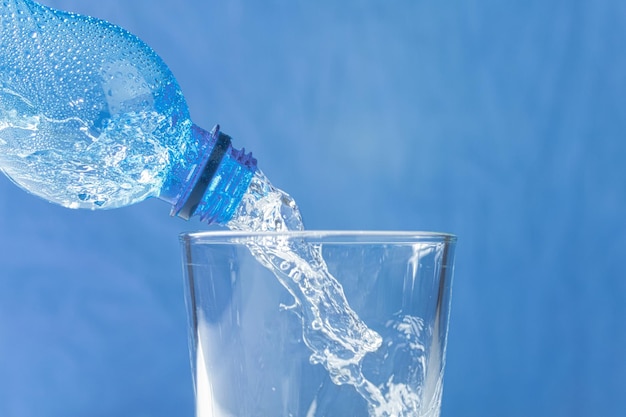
[[0, 0, 256, 223], [0, 0, 192, 209]]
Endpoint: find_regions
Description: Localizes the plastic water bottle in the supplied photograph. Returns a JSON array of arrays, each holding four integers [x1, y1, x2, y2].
[[0, 0, 257, 224]]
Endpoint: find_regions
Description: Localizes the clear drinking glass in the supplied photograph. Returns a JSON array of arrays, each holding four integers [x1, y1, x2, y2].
[[180, 231, 456, 417]]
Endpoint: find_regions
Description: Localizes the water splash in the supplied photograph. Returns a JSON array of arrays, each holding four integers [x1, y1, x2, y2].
[[228, 172, 434, 416]]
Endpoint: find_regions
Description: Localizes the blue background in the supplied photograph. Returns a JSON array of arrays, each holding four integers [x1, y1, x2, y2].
[[1, 0, 625, 416]]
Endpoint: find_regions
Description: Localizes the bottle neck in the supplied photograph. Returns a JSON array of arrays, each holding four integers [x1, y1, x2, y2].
[[161, 124, 257, 225]]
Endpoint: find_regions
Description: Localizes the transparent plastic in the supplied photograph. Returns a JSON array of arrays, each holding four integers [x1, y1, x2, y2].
[[0, 0, 256, 224], [181, 231, 457, 417]]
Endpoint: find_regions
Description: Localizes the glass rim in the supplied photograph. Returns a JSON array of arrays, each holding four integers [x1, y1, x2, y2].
[[180, 230, 457, 244]]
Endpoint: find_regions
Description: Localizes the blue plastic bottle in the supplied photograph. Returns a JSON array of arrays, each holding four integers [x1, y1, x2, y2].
[[0, 0, 257, 224]]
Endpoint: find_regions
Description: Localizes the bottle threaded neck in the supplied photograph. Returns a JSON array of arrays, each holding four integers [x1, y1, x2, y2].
[[169, 124, 257, 224]]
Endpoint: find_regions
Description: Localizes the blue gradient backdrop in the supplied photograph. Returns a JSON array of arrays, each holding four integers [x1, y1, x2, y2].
[[1, 1, 625, 416]]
